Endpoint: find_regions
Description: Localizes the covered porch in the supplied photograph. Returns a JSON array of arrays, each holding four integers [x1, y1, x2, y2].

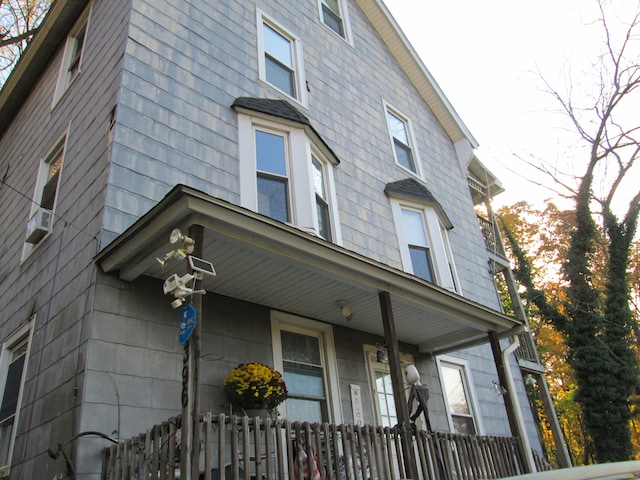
[[95, 184, 534, 478]]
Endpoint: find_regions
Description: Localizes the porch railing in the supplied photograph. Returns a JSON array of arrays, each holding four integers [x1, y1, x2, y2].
[[102, 413, 552, 479]]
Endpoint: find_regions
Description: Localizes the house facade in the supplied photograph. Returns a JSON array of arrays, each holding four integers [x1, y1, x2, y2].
[[0, 0, 565, 478]]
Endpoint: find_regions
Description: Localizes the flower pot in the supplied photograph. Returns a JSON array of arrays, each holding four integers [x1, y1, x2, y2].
[[243, 408, 271, 420]]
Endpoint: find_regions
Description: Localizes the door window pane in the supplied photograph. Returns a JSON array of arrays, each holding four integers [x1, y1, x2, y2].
[[375, 371, 397, 427]]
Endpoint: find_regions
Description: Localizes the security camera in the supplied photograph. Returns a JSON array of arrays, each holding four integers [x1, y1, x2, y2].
[[163, 273, 195, 296], [163, 273, 206, 307]]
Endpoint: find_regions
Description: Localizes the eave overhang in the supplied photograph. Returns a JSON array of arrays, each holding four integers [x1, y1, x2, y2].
[[0, 0, 90, 135], [95, 185, 523, 355]]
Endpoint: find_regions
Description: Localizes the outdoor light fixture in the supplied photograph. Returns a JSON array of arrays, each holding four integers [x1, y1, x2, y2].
[[156, 228, 195, 267], [376, 343, 388, 363], [170, 228, 195, 251], [337, 301, 353, 321], [493, 380, 507, 396]]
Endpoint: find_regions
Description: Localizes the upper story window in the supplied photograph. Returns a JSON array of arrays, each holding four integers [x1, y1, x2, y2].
[[402, 208, 435, 282], [437, 356, 482, 435], [23, 134, 67, 258], [271, 312, 342, 423], [318, 0, 351, 40], [386, 178, 460, 293], [312, 156, 332, 241], [258, 12, 307, 105], [234, 98, 341, 243], [256, 129, 290, 223], [0, 319, 33, 476], [385, 105, 420, 175], [53, 4, 91, 104]]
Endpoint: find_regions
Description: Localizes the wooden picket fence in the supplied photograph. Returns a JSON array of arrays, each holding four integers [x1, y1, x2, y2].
[[102, 413, 551, 479]]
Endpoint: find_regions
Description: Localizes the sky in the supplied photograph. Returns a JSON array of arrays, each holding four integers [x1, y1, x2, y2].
[[384, 0, 638, 212]]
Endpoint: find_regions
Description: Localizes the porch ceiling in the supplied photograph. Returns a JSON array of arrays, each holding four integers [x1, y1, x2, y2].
[[95, 185, 524, 355]]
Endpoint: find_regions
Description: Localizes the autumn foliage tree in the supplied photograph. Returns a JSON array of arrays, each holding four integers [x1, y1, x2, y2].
[[499, 202, 640, 463], [500, 2, 640, 462]]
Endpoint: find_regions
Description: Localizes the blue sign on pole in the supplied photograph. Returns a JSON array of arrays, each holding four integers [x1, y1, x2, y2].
[[180, 304, 196, 345]]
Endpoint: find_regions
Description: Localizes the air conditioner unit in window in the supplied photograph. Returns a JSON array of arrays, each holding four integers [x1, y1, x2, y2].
[[25, 208, 53, 244]]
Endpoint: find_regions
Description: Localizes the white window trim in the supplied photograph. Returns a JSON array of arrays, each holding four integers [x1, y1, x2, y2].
[[436, 355, 484, 435], [441, 223, 463, 295], [52, 3, 92, 106], [383, 101, 423, 178], [316, 0, 353, 44], [21, 129, 69, 261], [363, 344, 413, 427], [0, 317, 35, 476], [256, 9, 308, 107], [271, 311, 342, 423], [389, 199, 457, 292], [238, 112, 342, 244]]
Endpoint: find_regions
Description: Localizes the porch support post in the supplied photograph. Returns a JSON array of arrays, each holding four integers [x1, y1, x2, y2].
[[180, 225, 204, 480], [378, 291, 418, 479], [489, 331, 536, 473]]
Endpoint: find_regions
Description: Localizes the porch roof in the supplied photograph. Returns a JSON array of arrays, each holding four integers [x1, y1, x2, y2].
[[95, 185, 524, 355]]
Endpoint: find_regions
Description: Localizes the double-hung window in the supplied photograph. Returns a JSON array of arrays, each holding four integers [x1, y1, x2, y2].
[[53, 4, 91, 103], [437, 356, 482, 435], [23, 134, 67, 258], [271, 312, 342, 423], [402, 208, 435, 283], [312, 156, 332, 241], [385, 106, 419, 175], [235, 100, 341, 243], [258, 12, 307, 105], [0, 320, 33, 475], [319, 0, 350, 39], [256, 129, 290, 223]]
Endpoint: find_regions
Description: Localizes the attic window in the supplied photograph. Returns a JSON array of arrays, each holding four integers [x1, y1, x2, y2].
[[384, 105, 421, 176], [53, 4, 91, 104]]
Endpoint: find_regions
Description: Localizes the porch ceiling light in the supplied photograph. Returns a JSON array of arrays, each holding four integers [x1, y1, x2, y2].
[[337, 300, 353, 321]]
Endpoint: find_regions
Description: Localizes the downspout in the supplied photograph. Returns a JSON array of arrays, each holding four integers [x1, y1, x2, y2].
[[503, 335, 537, 473]]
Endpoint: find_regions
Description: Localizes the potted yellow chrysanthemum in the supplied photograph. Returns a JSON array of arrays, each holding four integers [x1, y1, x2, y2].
[[222, 362, 287, 417]]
